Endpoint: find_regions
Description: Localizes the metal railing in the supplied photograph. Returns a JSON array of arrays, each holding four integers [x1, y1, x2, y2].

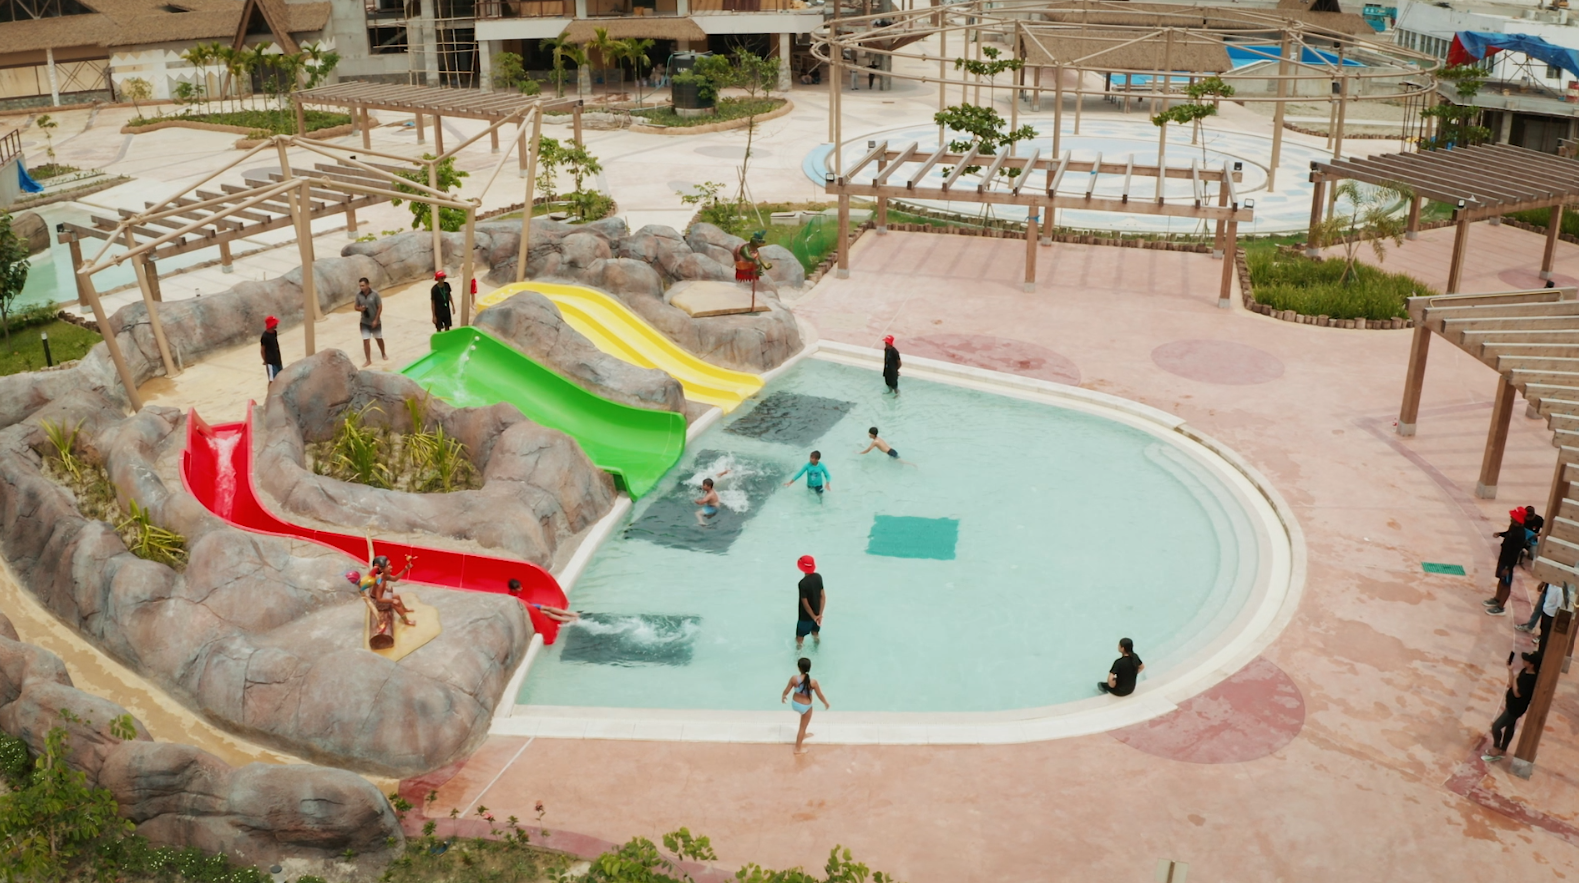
[[476, 0, 570, 18], [0, 127, 21, 168]]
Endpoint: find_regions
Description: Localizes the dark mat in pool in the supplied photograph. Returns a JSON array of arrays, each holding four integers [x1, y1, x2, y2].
[[724, 391, 855, 446], [624, 450, 785, 554], [867, 515, 960, 560], [559, 613, 702, 667]]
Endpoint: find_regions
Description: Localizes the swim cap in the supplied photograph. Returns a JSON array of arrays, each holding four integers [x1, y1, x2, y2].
[[797, 555, 816, 573], [883, 335, 894, 345]]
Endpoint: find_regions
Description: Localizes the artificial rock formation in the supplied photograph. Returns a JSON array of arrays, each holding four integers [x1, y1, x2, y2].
[[12, 211, 49, 257], [0, 611, 404, 869], [257, 349, 616, 565], [475, 291, 686, 414]]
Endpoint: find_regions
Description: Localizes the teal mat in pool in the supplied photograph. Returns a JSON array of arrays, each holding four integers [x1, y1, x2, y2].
[[867, 515, 960, 560]]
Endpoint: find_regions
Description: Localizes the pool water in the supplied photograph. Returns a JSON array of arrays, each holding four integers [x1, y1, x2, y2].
[[518, 359, 1260, 713]]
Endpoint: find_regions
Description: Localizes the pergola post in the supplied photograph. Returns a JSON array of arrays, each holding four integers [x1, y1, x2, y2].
[[1033, 65, 1042, 113], [428, 161, 445, 277], [1477, 375, 1518, 498], [573, 103, 583, 147], [67, 236, 88, 307], [433, 114, 444, 155], [218, 240, 233, 272], [1269, 33, 1291, 193], [360, 107, 372, 151], [1023, 208, 1038, 292], [293, 98, 307, 139], [1446, 215, 1471, 293], [1511, 607, 1575, 779], [1397, 324, 1430, 437], [1213, 178, 1229, 258], [77, 270, 143, 411], [517, 110, 542, 283], [1073, 69, 1083, 135], [1053, 66, 1064, 158], [836, 192, 851, 279], [1306, 175, 1326, 258], [345, 206, 358, 240], [290, 184, 319, 357], [1542, 204, 1563, 280], [518, 125, 528, 176], [127, 246, 178, 379], [875, 154, 888, 234], [460, 207, 477, 327], [1218, 217, 1238, 309], [490, 126, 500, 154], [417, 112, 427, 144], [1405, 195, 1422, 240], [1332, 74, 1350, 161], [1543, 457, 1571, 544]]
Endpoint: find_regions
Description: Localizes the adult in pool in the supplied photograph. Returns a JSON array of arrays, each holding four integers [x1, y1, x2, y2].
[[795, 555, 826, 649], [781, 656, 830, 755], [882, 335, 902, 395], [506, 578, 581, 623], [858, 426, 914, 466], [694, 477, 721, 525]]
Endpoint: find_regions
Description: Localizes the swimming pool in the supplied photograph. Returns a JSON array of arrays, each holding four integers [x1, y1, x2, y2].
[[514, 356, 1282, 720]]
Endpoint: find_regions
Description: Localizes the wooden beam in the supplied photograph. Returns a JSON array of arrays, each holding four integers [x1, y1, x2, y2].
[[1085, 151, 1103, 199], [1024, 206, 1038, 293], [872, 142, 918, 185], [844, 140, 889, 181], [1219, 217, 1238, 308], [76, 270, 142, 411], [1012, 148, 1040, 196], [1511, 607, 1574, 778], [977, 150, 1011, 193], [828, 181, 1253, 221], [1478, 375, 1519, 498], [907, 145, 948, 189], [941, 145, 980, 191], [1046, 151, 1070, 197], [1447, 216, 1471, 294], [1397, 323, 1432, 436], [1544, 205, 1564, 281]]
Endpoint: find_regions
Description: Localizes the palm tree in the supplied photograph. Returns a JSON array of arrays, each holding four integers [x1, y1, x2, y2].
[[242, 43, 273, 111], [543, 36, 586, 98], [180, 42, 213, 113], [587, 27, 620, 94], [619, 38, 654, 106]]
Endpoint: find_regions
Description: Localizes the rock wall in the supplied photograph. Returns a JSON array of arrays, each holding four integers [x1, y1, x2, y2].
[[475, 292, 685, 414], [471, 220, 803, 373], [0, 610, 403, 869], [257, 349, 616, 565], [0, 396, 531, 778]]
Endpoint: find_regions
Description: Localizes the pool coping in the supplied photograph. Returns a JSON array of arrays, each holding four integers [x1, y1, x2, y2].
[[492, 340, 1306, 744]]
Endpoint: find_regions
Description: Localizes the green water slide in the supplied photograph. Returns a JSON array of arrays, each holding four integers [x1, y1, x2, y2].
[[401, 328, 686, 498]]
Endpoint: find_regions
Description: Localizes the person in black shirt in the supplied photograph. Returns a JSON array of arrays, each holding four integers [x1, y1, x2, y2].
[[431, 271, 454, 332], [1485, 509, 1528, 616], [796, 554, 826, 649], [1099, 637, 1144, 696], [881, 335, 901, 395], [260, 315, 283, 382], [1484, 651, 1541, 762]]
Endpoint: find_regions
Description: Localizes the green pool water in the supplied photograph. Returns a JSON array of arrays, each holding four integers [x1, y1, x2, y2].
[[518, 359, 1260, 713]]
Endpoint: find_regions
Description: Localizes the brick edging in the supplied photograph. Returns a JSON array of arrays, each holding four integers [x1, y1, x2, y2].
[[1282, 121, 1408, 141], [628, 98, 794, 135]]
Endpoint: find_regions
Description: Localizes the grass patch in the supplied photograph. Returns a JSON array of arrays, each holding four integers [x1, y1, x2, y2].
[[129, 109, 351, 135], [1505, 206, 1579, 238], [631, 97, 785, 128], [38, 418, 187, 569], [28, 162, 79, 180], [0, 318, 101, 376], [1247, 246, 1436, 321]]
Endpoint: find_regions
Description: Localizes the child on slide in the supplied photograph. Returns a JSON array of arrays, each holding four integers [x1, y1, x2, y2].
[[506, 578, 580, 623]]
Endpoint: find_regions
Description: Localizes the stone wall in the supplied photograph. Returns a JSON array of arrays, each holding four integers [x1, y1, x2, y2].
[[0, 611, 404, 870]]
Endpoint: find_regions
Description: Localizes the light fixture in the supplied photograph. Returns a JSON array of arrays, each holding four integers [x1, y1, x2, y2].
[[1245, 198, 1256, 208], [1331, 81, 1341, 95], [868, 140, 876, 148], [1233, 161, 1242, 171], [1457, 199, 1467, 208], [824, 171, 836, 183]]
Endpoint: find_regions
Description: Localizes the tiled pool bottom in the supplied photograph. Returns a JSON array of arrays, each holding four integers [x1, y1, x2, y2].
[[515, 358, 1269, 715]]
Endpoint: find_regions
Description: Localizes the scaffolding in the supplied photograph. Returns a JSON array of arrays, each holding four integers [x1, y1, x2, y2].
[[407, 0, 479, 88]]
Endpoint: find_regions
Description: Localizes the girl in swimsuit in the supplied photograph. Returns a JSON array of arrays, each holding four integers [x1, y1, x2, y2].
[[781, 657, 830, 755]]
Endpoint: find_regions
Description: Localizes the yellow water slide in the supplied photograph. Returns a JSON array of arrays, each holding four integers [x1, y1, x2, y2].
[[479, 282, 765, 412]]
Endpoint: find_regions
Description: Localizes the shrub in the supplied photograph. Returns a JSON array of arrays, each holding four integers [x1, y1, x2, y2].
[[1248, 247, 1435, 321]]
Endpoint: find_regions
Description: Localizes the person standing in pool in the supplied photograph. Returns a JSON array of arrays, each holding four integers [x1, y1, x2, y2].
[[693, 477, 721, 525], [1099, 638, 1144, 696], [858, 426, 914, 466], [782, 656, 830, 755], [795, 555, 826, 649], [785, 451, 831, 498], [882, 335, 901, 395]]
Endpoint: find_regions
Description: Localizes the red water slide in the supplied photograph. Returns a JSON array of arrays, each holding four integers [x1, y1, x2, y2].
[[180, 406, 567, 644]]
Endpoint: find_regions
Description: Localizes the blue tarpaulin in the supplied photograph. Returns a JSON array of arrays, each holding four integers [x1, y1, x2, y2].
[[1449, 31, 1579, 79], [17, 162, 42, 194]]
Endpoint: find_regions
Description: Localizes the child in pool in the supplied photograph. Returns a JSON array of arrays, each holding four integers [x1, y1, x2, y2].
[[785, 451, 831, 497], [506, 578, 580, 623], [694, 477, 721, 525], [858, 426, 914, 466], [781, 656, 830, 755]]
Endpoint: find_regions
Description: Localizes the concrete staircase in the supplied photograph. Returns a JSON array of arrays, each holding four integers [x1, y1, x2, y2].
[[1409, 287, 1579, 588]]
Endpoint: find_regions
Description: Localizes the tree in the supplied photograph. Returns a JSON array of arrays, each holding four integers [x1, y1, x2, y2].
[[491, 51, 540, 95], [241, 43, 273, 111], [120, 77, 152, 118], [690, 49, 780, 222], [617, 38, 654, 106], [179, 42, 215, 113], [1314, 180, 1414, 285], [1150, 75, 1235, 168], [543, 37, 586, 98], [300, 42, 340, 91], [0, 719, 135, 881], [0, 213, 29, 353], [1420, 64, 1492, 150], [392, 155, 471, 232], [587, 27, 621, 93], [932, 103, 1036, 178], [34, 114, 57, 163]]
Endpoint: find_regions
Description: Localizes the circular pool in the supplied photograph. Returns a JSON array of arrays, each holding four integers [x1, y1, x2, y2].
[[507, 353, 1296, 740]]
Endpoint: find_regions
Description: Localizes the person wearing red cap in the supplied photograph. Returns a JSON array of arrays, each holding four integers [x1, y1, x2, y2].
[[882, 335, 901, 395], [431, 271, 454, 332], [1485, 508, 1528, 616], [795, 555, 826, 649], [260, 316, 283, 383]]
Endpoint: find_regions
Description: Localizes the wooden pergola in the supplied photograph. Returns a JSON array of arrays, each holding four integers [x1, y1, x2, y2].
[[824, 142, 1252, 303], [72, 103, 554, 412], [1315, 144, 1579, 438], [293, 81, 580, 155]]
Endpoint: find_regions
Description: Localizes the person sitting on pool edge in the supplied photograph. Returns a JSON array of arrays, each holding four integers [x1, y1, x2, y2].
[[694, 477, 721, 525], [858, 426, 914, 466], [506, 578, 580, 623], [785, 450, 831, 497], [1099, 638, 1144, 696]]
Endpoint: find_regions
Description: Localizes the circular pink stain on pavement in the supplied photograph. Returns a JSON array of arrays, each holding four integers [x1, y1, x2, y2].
[[903, 334, 1080, 385], [1111, 657, 1305, 764], [1151, 339, 1284, 385], [1497, 268, 1579, 290]]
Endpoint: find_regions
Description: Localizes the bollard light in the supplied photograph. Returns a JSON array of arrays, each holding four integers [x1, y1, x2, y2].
[[1245, 198, 1256, 208]]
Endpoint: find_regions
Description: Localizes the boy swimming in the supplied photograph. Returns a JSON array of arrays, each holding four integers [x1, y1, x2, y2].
[[694, 477, 721, 525], [858, 426, 914, 466], [784, 451, 831, 497]]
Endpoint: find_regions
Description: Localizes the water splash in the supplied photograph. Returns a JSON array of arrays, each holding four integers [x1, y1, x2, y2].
[[211, 431, 242, 517], [683, 453, 760, 513]]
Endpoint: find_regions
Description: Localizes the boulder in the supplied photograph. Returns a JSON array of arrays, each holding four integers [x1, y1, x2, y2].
[[758, 245, 806, 288], [477, 292, 684, 413], [257, 349, 616, 566], [561, 232, 613, 268], [11, 211, 49, 257], [686, 222, 746, 257], [585, 257, 666, 298]]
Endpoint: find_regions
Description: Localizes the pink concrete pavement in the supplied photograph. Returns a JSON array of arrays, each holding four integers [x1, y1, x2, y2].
[[414, 229, 1579, 881]]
